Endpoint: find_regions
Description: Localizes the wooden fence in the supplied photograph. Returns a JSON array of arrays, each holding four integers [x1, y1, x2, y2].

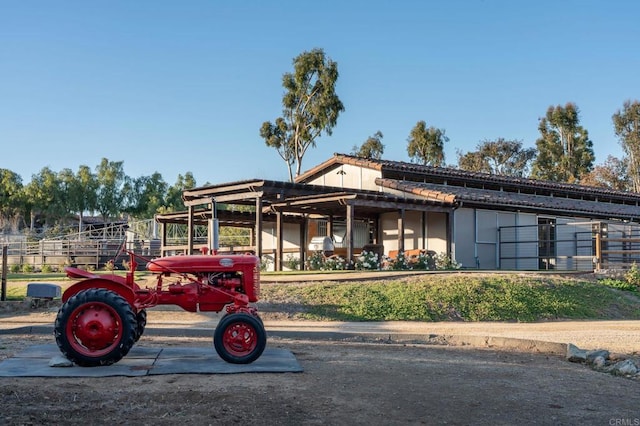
[[1, 239, 162, 272]]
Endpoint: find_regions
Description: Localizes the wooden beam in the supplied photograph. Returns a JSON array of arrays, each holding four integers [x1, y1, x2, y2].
[[182, 180, 265, 199], [183, 191, 264, 206]]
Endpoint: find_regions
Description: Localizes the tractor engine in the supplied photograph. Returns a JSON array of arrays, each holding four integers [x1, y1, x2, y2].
[[200, 271, 243, 292]]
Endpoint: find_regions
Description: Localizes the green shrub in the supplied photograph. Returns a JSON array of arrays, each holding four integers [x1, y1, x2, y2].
[[260, 255, 273, 271], [354, 250, 380, 270], [323, 256, 347, 271], [599, 278, 638, 292], [386, 251, 410, 270], [433, 252, 461, 270], [41, 264, 53, 273], [104, 260, 115, 271], [306, 251, 324, 270], [21, 264, 34, 273], [598, 263, 640, 292], [624, 263, 640, 288], [284, 254, 301, 271], [412, 252, 435, 270], [9, 264, 21, 273]]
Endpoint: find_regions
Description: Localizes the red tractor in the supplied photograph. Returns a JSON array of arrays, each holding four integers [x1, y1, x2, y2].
[[54, 250, 266, 367]]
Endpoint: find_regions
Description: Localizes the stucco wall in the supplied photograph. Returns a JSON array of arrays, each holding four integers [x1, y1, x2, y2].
[[306, 164, 381, 191], [380, 211, 447, 257]]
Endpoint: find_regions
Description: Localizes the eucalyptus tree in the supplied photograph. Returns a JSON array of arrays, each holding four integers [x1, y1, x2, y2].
[[163, 172, 197, 213], [612, 100, 640, 192], [457, 138, 536, 177], [351, 131, 385, 159], [95, 158, 128, 222], [406, 120, 447, 166], [59, 165, 98, 233], [580, 155, 630, 191], [0, 169, 24, 232], [23, 167, 65, 231], [531, 102, 594, 183], [260, 48, 344, 181], [123, 172, 168, 219]]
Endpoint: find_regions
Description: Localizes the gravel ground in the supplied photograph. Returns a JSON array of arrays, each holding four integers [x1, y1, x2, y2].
[[1, 334, 640, 425]]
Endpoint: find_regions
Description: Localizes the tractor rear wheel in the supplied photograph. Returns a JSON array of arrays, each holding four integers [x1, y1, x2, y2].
[[214, 313, 266, 364], [134, 309, 147, 342], [54, 288, 137, 367]]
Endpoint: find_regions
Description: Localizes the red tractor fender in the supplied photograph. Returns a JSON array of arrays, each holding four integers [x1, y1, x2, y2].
[[62, 276, 138, 306]]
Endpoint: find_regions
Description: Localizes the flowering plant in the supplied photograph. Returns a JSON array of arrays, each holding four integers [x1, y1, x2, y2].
[[355, 250, 380, 270], [387, 250, 411, 270], [322, 256, 347, 271]]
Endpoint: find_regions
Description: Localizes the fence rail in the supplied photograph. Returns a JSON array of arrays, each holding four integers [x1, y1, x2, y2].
[[499, 221, 640, 271], [1, 239, 161, 271]]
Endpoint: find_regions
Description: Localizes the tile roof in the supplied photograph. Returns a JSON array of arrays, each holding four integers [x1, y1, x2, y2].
[[377, 178, 640, 221], [296, 153, 640, 205]]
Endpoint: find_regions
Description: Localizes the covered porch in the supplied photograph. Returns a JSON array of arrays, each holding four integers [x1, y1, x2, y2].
[[154, 179, 456, 271]]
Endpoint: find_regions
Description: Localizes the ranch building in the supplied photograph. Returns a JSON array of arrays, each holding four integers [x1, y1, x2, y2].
[[155, 154, 640, 272]]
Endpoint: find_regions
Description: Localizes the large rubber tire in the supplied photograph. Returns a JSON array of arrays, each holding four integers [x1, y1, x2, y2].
[[134, 309, 147, 342], [214, 313, 266, 364], [54, 288, 137, 367]]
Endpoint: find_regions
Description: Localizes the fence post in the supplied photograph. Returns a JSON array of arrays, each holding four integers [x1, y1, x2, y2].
[[1, 245, 7, 301], [595, 232, 602, 271]]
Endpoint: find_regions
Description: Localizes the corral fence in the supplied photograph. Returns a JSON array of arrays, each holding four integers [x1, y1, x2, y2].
[[0, 219, 253, 272], [499, 220, 640, 271], [0, 220, 161, 272]]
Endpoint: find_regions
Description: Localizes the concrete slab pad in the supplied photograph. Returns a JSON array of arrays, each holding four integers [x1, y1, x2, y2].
[[0, 344, 303, 377], [151, 347, 303, 375]]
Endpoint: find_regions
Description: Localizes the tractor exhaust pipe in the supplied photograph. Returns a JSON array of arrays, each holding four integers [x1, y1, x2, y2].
[[211, 198, 219, 254]]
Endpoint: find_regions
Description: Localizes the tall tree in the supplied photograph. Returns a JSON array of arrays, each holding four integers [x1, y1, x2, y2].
[[260, 48, 344, 181], [612, 99, 640, 192], [95, 158, 127, 222], [457, 138, 536, 176], [580, 155, 630, 191], [163, 172, 197, 213], [59, 165, 98, 233], [406, 120, 447, 166], [123, 172, 168, 219], [0, 169, 24, 232], [351, 131, 384, 159], [531, 102, 594, 183], [23, 167, 65, 231]]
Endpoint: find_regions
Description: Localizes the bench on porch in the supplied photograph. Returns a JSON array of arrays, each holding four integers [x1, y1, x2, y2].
[[386, 249, 437, 268]]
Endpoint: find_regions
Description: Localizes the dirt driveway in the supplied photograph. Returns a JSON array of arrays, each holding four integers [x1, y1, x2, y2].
[[1, 333, 639, 425]]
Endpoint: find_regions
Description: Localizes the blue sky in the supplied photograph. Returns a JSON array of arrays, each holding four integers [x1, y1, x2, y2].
[[1, 1, 639, 186]]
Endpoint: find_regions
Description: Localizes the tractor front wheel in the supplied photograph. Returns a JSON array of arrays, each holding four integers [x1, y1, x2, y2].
[[213, 313, 266, 364], [54, 288, 137, 367]]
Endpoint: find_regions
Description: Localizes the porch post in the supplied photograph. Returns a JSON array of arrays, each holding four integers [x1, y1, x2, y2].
[[255, 196, 263, 258], [276, 210, 283, 271], [187, 204, 194, 255], [397, 208, 405, 253], [161, 222, 167, 256], [346, 204, 354, 268], [446, 209, 454, 259], [327, 215, 334, 238], [300, 216, 307, 271]]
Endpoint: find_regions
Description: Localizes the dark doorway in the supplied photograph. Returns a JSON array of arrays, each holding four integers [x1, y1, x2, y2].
[[538, 218, 556, 270]]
